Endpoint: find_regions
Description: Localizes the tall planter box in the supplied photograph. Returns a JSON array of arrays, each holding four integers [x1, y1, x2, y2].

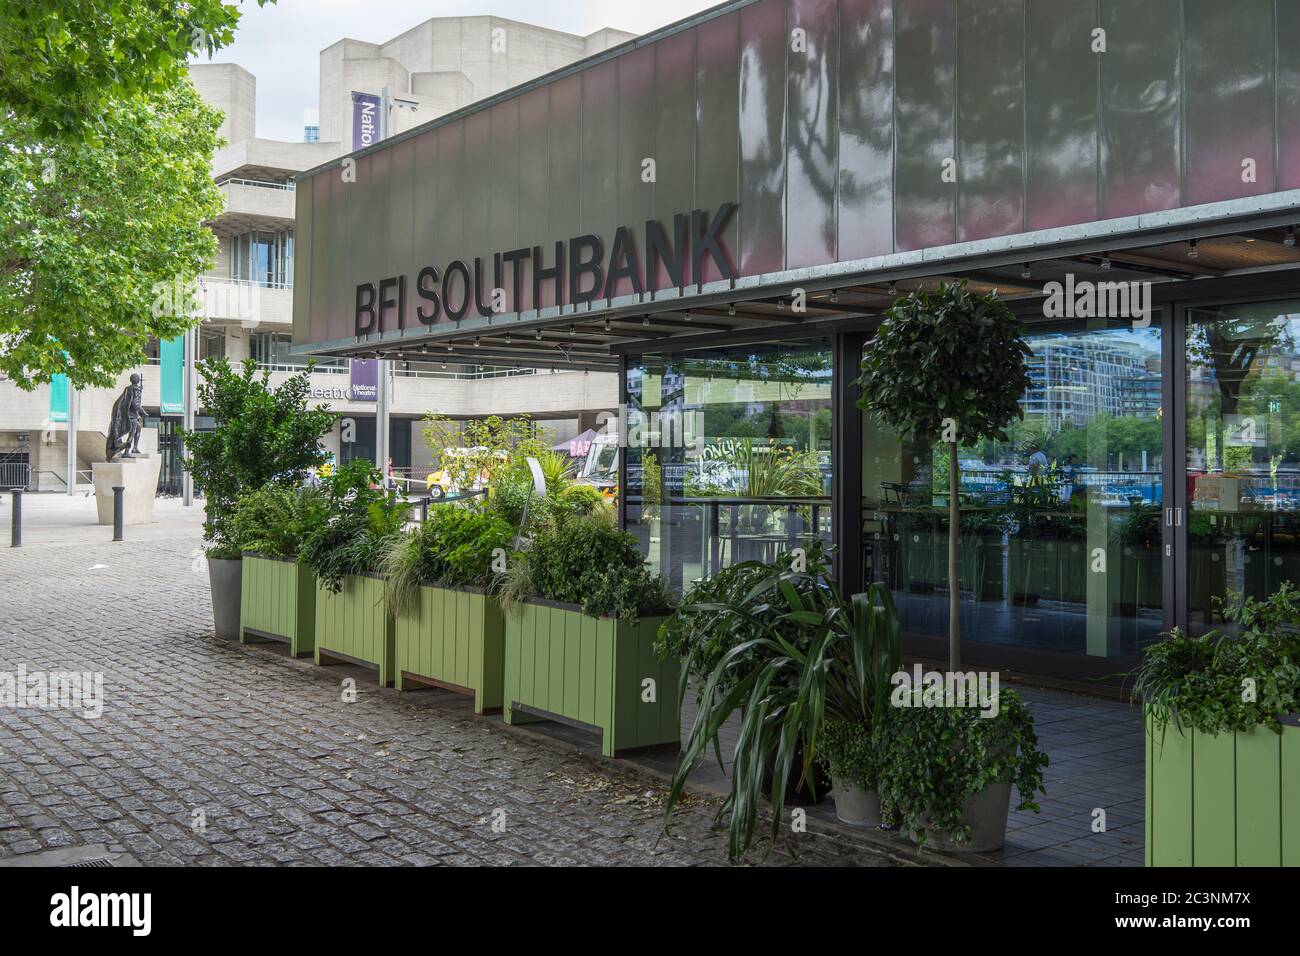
[[395, 585, 504, 714], [1145, 712, 1300, 866], [239, 554, 316, 657], [503, 599, 680, 758], [314, 574, 395, 687]]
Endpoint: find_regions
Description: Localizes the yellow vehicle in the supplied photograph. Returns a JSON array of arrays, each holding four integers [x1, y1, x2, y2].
[[424, 447, 504, 500]]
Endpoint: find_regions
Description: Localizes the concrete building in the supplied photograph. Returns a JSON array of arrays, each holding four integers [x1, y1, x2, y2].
[[0, 16, 628, 492]]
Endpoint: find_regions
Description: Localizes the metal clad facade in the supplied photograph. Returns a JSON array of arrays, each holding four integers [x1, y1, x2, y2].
[[293, 0, 1298, 350]]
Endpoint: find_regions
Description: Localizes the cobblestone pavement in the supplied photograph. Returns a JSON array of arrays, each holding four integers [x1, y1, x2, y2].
[[0, 524, 896, 867]]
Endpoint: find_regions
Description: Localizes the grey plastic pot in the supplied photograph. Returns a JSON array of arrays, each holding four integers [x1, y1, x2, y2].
[[831, 777, 881, 827], [920, 781, 1013, 853], [208, 556, 243, 641]]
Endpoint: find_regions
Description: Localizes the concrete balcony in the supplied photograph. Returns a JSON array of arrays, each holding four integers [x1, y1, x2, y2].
[[211, 178, 296, 235], [199, 279, 293, 327]]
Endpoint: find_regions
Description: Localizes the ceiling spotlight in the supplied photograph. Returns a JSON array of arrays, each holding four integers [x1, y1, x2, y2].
[[642, 314, 650, 326], [1286, 226, 1296, 247], [1020, 263, 1032, 280], [420, 343, 429, 354], [569, 324, 576, 336], [888, 282, 898, 296], [727, 304, 736, 317], [777, 298, 785, 310], [603, 318, 611, 332], [830, 290, 839, 303], [1100, 254, 1111, 271], [504, 331, 511, 343], [446, 344, 453, 352], [1187, 239, 1198, 259], [441, 360, 447, 369], [473, 336, 480, 347]]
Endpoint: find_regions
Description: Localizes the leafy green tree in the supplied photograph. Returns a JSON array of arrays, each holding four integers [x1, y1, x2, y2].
[[0, 0, 274, 139], [857, 282, 1032, 669], [0, 78, 223, 387], [181, 358, 336, 558], [421, 413, 548, 500]]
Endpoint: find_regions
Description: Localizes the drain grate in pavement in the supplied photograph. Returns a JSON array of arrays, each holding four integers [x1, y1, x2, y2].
[[0, 845, 139, 868]]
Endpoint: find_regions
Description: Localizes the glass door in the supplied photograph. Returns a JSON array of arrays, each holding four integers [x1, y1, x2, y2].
[[1183, 299, 1300, 633]]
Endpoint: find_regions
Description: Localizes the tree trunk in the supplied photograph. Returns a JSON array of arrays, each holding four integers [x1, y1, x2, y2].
[[948, 440, 961, 671]]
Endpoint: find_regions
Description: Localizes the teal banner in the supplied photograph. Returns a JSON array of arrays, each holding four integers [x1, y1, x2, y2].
[[48, 372, 69, 423], [160, 335, 185, 415]]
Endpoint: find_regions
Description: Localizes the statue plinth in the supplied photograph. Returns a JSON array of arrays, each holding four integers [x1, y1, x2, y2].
[[92, 456, 162, 526]]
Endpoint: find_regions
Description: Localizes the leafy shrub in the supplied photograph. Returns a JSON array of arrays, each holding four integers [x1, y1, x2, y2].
[[486, 475, 550, 528], [875, 688, 1047, 848], [1132, 585, 1300, 736], [382, 506, 513, 615], [552, 483, 610, 521], [300, 460, 408, 592], [181, 357, 335, 559], [231, 484, 325, 559], [815, 719, 880, 791], [661, 569, 900, 861], [656, 541, 835, 699], [497, 513, 670, 624]]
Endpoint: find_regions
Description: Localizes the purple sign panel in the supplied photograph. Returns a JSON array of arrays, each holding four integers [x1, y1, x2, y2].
[[351, 91, 380, 151], [348, 358, 378, 402]]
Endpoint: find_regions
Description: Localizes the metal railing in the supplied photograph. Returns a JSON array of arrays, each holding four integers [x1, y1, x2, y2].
[[216, 177, 296, 191], [0, 462, 30, 489]]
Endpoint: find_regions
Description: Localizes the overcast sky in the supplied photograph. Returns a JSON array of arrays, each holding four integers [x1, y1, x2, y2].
[[197, 0, 720, 141]]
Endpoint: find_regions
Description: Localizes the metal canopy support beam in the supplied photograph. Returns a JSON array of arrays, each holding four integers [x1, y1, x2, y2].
[[832, 332, 864, 596]]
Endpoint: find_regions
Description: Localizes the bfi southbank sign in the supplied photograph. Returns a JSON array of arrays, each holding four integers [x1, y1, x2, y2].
[[353, 204, 738, 337]]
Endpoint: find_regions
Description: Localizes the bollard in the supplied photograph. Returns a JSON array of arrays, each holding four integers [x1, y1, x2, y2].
[[420, 496, 430, 523], [112, 486, 125, 541], [9, 488, 21, 548]]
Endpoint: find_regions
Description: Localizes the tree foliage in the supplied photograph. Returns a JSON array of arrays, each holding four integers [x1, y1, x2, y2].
[[857, 282, 1032, 445], [0, 0, 274, 139], [181, 358, 336, 556], [0, 78, 223, 387]]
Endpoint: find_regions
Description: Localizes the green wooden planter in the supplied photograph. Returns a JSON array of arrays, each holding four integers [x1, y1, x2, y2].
[[395, 584, 504, 714], [314, 574, 395, 687], [1145, 712, 1300, 866], [239, 553, 316, 657], [502, 599, 680, 758]]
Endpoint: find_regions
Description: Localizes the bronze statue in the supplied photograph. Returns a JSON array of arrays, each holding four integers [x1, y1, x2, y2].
[[106, 373, 145, 461]]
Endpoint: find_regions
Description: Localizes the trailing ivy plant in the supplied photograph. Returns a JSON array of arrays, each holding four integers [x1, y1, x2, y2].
[[857, 281, 1032, 669], [875, 688, 1048, 848], [300, 460, 408, 592], [1131, 584, 1300, 737], [381, 506, 514, 616]]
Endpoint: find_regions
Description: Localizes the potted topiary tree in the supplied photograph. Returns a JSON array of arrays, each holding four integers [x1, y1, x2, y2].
[[180, 358, 335, 640], [857, 281, 1032, 670]]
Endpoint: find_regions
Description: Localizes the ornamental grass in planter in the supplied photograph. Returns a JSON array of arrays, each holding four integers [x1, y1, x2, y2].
[[1132, 584, 1300, 866], [382, 506, 513, 713], [495, 510, 678, 758], [301, 461, 407, 686], [876, 687, 1047, 852], [658, 543, 901, 859], [234, 483, 326, 657]]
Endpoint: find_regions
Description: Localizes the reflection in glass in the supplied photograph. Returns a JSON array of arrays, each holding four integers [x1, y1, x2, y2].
[[1187, 301, 1300, 632], [864, 319, 1164, 659], [625, 339, 832, 591]]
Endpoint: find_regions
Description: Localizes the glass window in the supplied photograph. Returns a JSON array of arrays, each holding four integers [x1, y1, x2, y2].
[[863, 317, 1164, 660], [1186, 300, 1300, 632], [228, 230, 294, 288], [625, 338, 833, 592]]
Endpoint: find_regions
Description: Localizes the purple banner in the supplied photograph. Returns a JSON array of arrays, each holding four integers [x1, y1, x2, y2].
[[348, 359, 378, 402], [351, 91, 380, 151]]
